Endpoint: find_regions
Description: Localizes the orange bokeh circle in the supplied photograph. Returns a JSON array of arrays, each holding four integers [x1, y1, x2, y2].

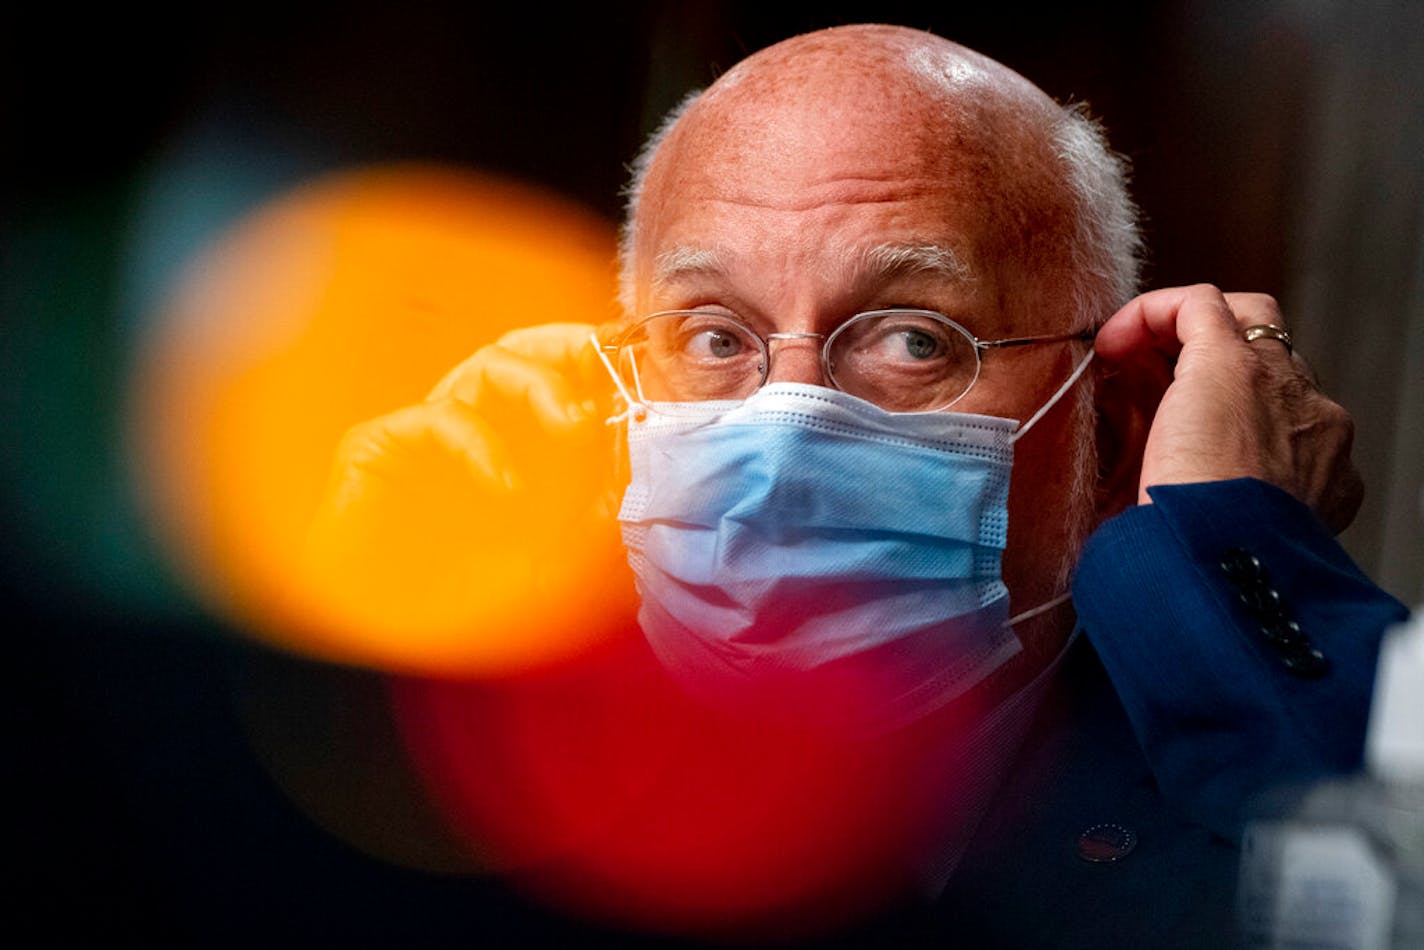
[[129, 164, 633, 674]]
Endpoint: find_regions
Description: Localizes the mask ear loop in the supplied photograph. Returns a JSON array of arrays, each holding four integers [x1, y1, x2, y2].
[[1008, 591, 1074, 626], [589, 333, 647, 424], [1008, 348, 1095, 445], [1005, 345, 1094, 623]]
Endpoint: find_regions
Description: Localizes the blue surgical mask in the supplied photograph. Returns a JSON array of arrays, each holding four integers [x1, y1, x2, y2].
[[597, 341, 1093, 733]]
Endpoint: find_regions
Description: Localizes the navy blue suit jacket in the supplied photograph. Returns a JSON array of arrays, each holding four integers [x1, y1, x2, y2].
[[914, 479, 1409, 948]]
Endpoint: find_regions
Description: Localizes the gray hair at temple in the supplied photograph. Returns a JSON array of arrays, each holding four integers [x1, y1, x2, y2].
[[616, 91, 1144, 333]]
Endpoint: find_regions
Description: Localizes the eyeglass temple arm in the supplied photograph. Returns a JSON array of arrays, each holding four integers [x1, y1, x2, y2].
[[976, 328, 1097, 350]]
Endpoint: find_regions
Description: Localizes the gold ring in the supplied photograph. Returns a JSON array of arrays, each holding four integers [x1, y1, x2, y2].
[[1242, 324, 1293, 354]]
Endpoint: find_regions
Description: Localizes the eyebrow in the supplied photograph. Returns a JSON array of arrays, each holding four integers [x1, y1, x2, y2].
[[649, 240, 974, 293], [849, 242, 974, 284], [652, 246, 727, 289]]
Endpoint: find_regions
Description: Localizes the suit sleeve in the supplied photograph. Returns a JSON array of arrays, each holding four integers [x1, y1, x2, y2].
[[1071, 478, 1410, 840]]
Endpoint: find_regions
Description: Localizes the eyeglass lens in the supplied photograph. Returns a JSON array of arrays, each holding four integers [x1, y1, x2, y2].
[[616, 310, 982, 412]]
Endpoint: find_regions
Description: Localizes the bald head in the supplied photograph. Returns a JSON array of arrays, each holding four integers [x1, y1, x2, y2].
[[682, 23, 1062, 146], [619, 25, 1140, 329]]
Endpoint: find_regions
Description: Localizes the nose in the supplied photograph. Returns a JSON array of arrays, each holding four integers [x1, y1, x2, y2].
[[764, 334, 829, 387]]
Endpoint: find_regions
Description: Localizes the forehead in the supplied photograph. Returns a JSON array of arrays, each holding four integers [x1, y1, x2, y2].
[[651, 64, 1004, 224], [634, 52, 1074, 319]]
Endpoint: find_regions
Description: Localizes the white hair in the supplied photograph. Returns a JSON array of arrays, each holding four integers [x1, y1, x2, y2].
[[1050, 102, 1144, 330], [618, 89, 702, 317], [616, 93, 1143, 332]]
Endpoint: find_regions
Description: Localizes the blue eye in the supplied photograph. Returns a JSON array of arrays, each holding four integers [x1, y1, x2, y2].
[[675, 315, 755, 362], [696, 329, 744, 359], [899, 329, 942, 360], [860, 317, 955, 366]]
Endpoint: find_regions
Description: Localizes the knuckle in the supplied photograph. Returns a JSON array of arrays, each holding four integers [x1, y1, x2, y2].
[[1311, 393, 1351, 425], [1277, 366, 1313, 398], [340, 416, 380, 447], [1327, 400, 1353, 426], [495, 326, 537, 350], [467, 342, 503, 369], [1185, 283, 1228, 311], [429, 348, 494, 399], [1232, 291, 1280, 313], [1329, 404, 1356, 447], [335, 418, 384, 465], [1260, 354, 1315, 396], [497, 321, 588, 353]]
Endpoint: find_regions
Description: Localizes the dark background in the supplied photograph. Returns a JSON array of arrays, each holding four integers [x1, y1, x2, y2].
[[4, 2, 1420, 945]]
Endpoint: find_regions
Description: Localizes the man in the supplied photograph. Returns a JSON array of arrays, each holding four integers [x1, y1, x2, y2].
[[309, 24, 1407, 946]]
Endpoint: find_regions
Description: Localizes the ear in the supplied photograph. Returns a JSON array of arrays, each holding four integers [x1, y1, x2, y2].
[[1093, 354, 1171, 522]]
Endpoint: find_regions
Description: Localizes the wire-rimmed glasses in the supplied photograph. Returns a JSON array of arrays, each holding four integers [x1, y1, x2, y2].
[[600, 309, 1093, 413]]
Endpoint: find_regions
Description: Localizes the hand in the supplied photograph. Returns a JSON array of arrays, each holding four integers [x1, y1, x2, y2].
[[301, 322, 636, 671], [1095, 285, 1362, 534]]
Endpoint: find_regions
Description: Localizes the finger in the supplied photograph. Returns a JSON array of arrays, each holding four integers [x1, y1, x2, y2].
[[493, 322, 613, 395], [428, 323, 600, 400], [1223, 293, 1326, 398], [1222, 292, 1287, 329], [1095, 284, 1242, 364], [347, 401, 524, 492], [427, 341, 598, 436], [1224, 292, 1295, 362], [494, 321, 597, 361]]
